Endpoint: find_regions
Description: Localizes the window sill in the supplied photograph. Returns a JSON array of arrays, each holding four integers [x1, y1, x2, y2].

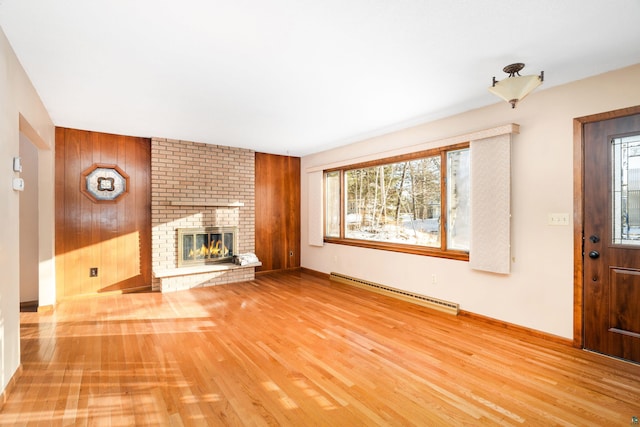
[[323, 238, 469, 261]]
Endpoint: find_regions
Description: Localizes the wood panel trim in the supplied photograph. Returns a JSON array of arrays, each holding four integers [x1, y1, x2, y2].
[[572, 105, 640, 349], [323, 237, 470, 261], [299, 267, 329, 280], [572, 117, 584, 348], [255, 266, 304, 277], [459, 310, 574, 347], [55, 127, 152, 298], [255, 153, 301, 273]]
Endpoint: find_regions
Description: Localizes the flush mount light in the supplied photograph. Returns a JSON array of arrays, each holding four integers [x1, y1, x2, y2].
[[489, 63, 544, 108]]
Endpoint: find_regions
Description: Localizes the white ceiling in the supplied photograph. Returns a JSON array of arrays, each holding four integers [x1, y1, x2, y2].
[[1, 1, 639, 156]]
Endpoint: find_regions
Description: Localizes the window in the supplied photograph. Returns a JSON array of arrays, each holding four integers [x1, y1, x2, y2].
[[324, 143, 470, 260], [612, 134, 640, 245]]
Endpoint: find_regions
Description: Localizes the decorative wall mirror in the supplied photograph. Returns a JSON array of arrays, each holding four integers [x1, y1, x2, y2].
[[80, 163, 129, 203]]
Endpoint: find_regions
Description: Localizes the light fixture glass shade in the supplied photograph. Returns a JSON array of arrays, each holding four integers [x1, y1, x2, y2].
[[489, 74, 542, 108]]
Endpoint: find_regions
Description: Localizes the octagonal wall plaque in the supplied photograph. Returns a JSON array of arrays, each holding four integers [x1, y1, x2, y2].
[[80, 163, 129, 203]]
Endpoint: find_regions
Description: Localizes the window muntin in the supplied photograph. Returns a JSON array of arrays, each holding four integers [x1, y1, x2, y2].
[[324, 143, 469, 259]]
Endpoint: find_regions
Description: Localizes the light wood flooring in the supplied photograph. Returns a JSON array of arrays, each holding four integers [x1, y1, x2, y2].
[[1, 270, 639, 426]]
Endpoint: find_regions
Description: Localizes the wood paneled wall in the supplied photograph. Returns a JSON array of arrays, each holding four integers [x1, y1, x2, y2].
[[255, 153, 300, 272], [55, 128, 151, 299]]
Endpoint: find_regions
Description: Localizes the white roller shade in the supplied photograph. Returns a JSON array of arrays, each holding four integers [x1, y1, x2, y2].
[[469, 133, 511, 274]]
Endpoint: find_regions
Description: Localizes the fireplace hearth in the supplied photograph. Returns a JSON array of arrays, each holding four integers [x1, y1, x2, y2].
[[178, 226, 238, 267]]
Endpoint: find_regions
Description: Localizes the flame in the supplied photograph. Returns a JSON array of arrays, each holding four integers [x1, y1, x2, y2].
[[204, 240, 230, 257], [185, 236, 232, 261], [200, 243, 209, 257], [210, 240, 221, 256]]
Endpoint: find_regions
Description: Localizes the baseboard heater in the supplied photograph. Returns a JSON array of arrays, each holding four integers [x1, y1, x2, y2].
[[329, 272, 459, 316]]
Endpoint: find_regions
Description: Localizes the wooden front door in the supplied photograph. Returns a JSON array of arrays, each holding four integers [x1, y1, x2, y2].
[[55, 128, 151, 298], [583, 112, 640, 363]]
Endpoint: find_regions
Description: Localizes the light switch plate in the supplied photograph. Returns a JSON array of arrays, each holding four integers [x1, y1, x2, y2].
[[548, 213, 570, 226]]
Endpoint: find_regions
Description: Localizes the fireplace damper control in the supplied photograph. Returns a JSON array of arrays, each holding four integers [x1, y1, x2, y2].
[[89, 268, 98, 277]]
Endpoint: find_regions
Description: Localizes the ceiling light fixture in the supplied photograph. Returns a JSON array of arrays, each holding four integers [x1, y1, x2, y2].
[[489, 63, 544, 108]]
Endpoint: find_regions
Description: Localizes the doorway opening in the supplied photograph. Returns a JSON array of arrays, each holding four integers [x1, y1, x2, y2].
[[19, 132, 39, 312]]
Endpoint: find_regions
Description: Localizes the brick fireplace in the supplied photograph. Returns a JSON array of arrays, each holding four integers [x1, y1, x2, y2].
[[151, 138, 257, 292]]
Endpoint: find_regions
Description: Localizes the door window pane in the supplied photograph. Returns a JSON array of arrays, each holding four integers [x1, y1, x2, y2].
[[612, 134, 640, 245]]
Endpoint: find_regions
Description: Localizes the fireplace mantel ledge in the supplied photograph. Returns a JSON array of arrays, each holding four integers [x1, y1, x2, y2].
[[169, 201, 245, 207], [154, 262, 261, 279]]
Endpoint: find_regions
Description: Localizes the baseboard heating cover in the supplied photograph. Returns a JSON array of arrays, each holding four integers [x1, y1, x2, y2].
[[329, 272, 459, 315]]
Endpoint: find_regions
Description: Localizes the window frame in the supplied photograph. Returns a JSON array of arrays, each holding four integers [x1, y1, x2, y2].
[[323, 142, 470, 261]]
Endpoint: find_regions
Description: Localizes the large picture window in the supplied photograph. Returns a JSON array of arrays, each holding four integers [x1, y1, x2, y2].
[[324, 143, 470, 260]]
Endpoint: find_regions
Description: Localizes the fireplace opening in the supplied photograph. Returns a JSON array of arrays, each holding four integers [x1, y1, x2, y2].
[[177, 226, 238, 267]]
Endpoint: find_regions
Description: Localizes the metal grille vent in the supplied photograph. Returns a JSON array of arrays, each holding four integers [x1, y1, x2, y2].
[[329, 272, 459, 315]]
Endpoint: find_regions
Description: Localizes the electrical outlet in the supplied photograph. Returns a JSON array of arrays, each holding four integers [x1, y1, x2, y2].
[[90, 267, 98, 277]]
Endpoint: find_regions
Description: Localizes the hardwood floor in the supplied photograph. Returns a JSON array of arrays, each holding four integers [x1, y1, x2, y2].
[[2, 271, 639, 426]]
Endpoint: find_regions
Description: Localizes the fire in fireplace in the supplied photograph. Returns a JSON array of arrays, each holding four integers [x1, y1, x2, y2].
[[177, 226, 238, 267]]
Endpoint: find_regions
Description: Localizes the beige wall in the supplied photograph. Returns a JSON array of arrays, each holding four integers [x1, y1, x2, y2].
[[19, 133, 39, 302], [0, 28, 55, 393], [301, 63, 640, 339]]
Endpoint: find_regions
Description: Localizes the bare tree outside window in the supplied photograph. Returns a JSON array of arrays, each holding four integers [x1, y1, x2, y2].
[[324, 144, 470, 258], [344, 157, 442, 247]]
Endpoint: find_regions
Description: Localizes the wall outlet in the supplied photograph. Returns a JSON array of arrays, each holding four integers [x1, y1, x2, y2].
[[89, 267, 98, 277]]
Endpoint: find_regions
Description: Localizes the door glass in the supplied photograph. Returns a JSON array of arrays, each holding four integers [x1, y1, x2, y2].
[[612, 134, 640, 245]]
